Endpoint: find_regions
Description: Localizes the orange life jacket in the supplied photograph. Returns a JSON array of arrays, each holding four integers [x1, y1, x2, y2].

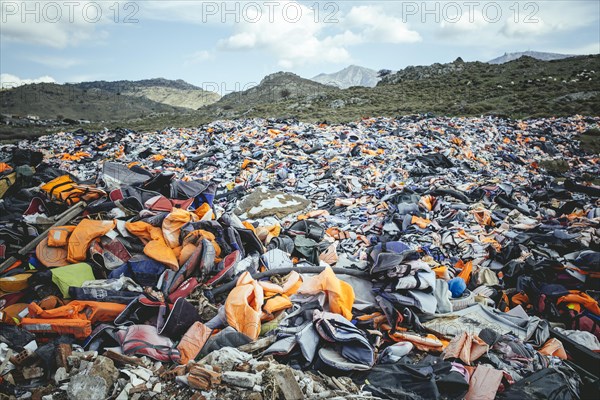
[[21, 300, 126, 339]]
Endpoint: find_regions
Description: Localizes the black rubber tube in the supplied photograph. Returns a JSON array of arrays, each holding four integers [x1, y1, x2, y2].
[[210, 266, 369, 296]]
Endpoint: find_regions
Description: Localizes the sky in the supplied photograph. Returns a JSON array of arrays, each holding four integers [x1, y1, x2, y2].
[[1, 0, 599, 94]]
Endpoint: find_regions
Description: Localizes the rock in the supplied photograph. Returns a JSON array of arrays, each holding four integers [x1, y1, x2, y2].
[[89, 355, 117, 387], [160, 364, 187, 380], [0, 346, 12, 376], [187, 365, 221, 390], [55, 344, 72, 370], [130, 367, 153, 382], [235, 187, 310, 219], [22, 366, 44, 379], [555, 91, 599, 102], [347, 97, 369, 106], [151, 360, 164, 373], [122, 370, 145, 386], [329, 99, 345, 109], [79, 360, 91, 372], [252, 361, 270, 372], [200, 347, 252, 371], [115, 383, 133, 400], [298, 374, 315, 396], [128, 384, 148, 395], [67, 375, 109, 400], [67, 351, 97, 368], [190, 392, 207, 400], [54, 367, 68, 385], [264, 366, 304, 400], [221, 371, 262, 389]]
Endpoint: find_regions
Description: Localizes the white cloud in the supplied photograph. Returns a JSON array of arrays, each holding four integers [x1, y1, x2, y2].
[[217, 1, 351, 68], [437, 11, 491, 36], [497, 1, 597, 40], [344, 6, 422, 44], [222, 32, 257, 50], [0, 0, 110, 48], [500, 19, 553, 38], [0, 73, 56, 89], [217, 2, 420, 68], [139, 1, 216, 25], [184, 50, 215, 65], [427, 0, 599, 58]]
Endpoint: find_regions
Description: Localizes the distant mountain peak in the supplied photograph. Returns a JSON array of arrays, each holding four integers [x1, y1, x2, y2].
[[310, 65, 380, 89], [488, 51, 576, 64]]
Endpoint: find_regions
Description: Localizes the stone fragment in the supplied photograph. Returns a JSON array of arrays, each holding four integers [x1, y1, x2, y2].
[[67, 375, 108, 400], [221, 371, 262, 389], [54, 367, 68, 385], [200, 347, 251, 372], [55, 344, 72, 370], [22, 366, 44, 380]]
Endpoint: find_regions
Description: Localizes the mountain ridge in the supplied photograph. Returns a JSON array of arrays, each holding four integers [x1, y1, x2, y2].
[[1, 55, 598, 138]]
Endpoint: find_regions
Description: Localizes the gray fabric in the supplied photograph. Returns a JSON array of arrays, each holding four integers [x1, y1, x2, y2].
[[408, 290, 438, 315], [424, 304, 528, 339], [318, 348, 371, 371], [379, 342, 413, 364], [554, 327, 600, 350], [434, 279, 453, 314], [264, 336, 296, 356], [261, 248, 293, 270], [102, 162, 149, 190], [296, 323, 320, 363], [338, 275, 377, 311], [472, 266, 499, 286]]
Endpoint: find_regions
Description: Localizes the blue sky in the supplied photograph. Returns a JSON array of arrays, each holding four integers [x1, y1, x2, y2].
[[1, 1, 599, 94]]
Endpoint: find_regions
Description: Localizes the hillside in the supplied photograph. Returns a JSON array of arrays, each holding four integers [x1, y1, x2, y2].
[[116, 86, 220, 110], [0, 78, 220, 124], [205, 72, 339, 118], [0, 83, 188, 120], [1, 55, 598, 140], [74, 78, 203, 92], [311, 65, 380, 88], [195, 54, 600, 123], [73, 79, 220, 109]]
